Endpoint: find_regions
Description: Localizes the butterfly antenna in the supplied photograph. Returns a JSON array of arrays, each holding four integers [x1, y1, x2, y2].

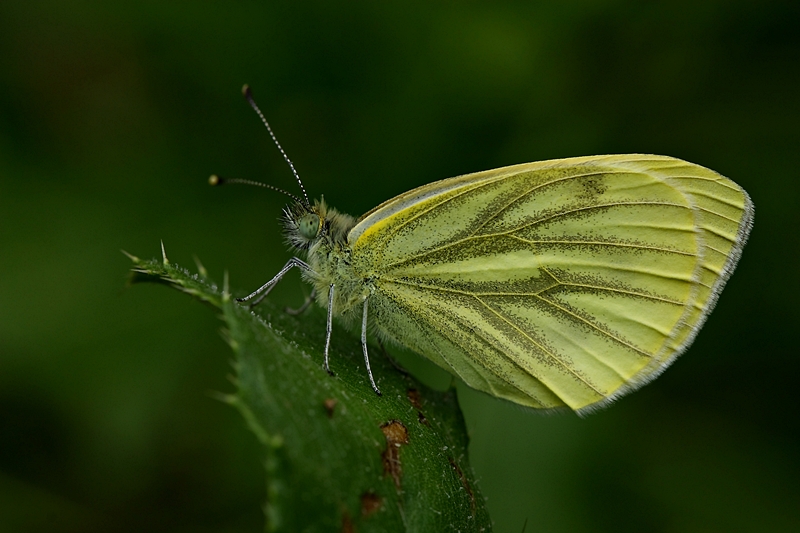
[[242, 84, 310, 207], [208, 175, 302, 204]]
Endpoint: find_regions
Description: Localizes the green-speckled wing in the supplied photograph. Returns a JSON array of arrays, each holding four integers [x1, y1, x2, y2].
[[349, 155, 753, 413]]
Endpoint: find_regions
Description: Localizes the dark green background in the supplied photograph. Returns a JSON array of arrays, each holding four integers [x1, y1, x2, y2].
[[1, 1, 798, 532]]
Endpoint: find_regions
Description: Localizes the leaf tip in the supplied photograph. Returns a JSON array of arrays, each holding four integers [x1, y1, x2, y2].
[[120, 249, 140, 262], [160, 240, 169, 265], [207, 390, 237, 405], [192, 254, 208, 278], [222, 270, 231, 301]]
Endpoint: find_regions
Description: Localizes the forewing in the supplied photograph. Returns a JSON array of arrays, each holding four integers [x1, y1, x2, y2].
[[351, 155, 753, 412]]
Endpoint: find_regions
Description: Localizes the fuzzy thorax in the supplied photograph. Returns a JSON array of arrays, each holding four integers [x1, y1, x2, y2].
[[284, 199, 366, 323]]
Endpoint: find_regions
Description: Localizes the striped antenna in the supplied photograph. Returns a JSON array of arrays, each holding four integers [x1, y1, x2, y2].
[[208, 174, 302, 204], [242, 84, 310, 207]]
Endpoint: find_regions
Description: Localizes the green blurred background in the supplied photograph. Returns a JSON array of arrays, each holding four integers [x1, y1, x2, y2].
[[1, 1, 798, 531]]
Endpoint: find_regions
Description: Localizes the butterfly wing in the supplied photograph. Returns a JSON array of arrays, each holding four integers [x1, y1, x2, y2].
[[349, 155, 753, 413]]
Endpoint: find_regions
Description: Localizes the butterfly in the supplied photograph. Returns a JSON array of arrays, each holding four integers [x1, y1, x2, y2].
[[218, 86, 753, 415]]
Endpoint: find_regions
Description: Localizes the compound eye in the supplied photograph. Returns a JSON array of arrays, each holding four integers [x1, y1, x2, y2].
[[297, 213, 321, 240]]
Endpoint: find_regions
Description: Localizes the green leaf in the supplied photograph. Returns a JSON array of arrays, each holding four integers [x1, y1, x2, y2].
[[128, 252, 492, 532]]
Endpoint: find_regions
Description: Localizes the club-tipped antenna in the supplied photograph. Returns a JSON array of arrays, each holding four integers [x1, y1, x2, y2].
[[208, 175, 302, 204], [241, 84, 310, 207]]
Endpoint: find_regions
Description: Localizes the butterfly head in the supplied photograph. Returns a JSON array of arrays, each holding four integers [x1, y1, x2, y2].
[[284, 200, 324, 251], [283, 198, 356, 252]]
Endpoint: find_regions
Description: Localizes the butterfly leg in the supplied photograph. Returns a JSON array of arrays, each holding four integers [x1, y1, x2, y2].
[[285, 288, 316, 315], [237, 257, 311, 306], [361, 298, 382, 396], [323, 283, 335, 375]]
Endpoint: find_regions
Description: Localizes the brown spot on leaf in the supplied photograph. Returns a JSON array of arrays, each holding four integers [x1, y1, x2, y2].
[[381, 419, 409, 444], [380, 420, 409, 490], [340, 510, 354, 533], [406, 388, 423, 409], [407, 389, 430, 425], [360, 491, 383, 517], [449, 456, 476, 516], [324, 398, 337, 418]]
